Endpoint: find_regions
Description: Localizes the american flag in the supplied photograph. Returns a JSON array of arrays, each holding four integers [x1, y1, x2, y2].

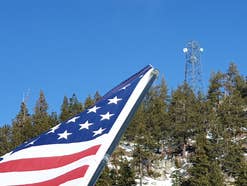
[[0, 65, 157, 186]]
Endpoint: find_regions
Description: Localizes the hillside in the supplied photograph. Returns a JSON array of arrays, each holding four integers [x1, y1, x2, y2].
[[1, 63, 246, 185]]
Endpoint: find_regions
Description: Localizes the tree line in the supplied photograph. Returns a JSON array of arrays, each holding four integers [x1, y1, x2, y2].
[[0, 63, 246, 185]]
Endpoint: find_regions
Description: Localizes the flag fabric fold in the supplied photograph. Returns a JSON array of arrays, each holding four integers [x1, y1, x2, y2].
[[0, 65, 158, 186]]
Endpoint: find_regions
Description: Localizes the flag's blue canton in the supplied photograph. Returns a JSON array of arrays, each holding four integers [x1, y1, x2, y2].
[[12, 65, 152, 154]]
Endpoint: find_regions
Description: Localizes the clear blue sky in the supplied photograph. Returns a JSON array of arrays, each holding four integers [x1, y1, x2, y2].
[[0, 1, 246, 125]]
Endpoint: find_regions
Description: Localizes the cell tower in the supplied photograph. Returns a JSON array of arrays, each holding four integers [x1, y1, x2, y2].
[[183, 40, 203, 94]]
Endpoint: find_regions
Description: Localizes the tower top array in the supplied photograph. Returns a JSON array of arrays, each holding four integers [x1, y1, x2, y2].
[[183, 40, 203, 94]]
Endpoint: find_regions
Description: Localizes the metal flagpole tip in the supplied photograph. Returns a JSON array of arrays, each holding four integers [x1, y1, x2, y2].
[[151, 69, 159, 78]]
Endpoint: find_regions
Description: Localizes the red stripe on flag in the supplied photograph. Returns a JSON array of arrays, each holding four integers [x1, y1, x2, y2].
[[0, 145, 100, 172], [18, 165, 89, 186]]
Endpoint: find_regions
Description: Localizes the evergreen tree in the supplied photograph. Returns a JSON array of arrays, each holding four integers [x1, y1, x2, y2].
[[208, 162, 224, 186], [34, 90, 48, 115], [235, 161, 247, 186], [68, 93, 83, 116], [130, 103, 155, 177], [109, 167, 119, 185], [94, 91, 102, 103], [217, 93, 246, 140], [96, 166, 112, 186], [84, 95, 94, 109], [186, 134, 211, 186], [15, 102, 30, 127], [185, 135, 224, 186], [168, 83, 198, 157], [50, 111, 59, 127], [60, 96, 70, 122], [224, 63, 246, 96], [207, 71, 224, 106], [12, 101, 33, 148], [0, 125, 12, 156], [60, 94, 83, 122], [32, 90, 52, 136], [145, 77, 169, 148], [206, 72, 226, 159], [84, 91, 102, 110], [125, 101, 145, 141], [118, 159, 136, 186], [222, 143, 245, 179]]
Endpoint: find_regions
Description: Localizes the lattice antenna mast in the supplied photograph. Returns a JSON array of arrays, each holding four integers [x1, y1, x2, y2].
[[183, 40, 203, 94], [22, 89, 30, 122]]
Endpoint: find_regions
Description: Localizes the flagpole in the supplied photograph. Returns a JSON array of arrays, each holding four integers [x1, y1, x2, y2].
[[88, 68, 159, 186]]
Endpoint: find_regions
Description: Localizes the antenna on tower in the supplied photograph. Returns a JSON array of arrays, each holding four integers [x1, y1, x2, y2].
[[22, 88, 30, 122], [183, 40, 203, 94], [22, 88, 30, 104]]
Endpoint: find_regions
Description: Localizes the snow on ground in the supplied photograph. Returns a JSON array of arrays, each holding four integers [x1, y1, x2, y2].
[[136, 176, 172, 186], [119, 141, 176, 185], [134, 159, 176, 186]]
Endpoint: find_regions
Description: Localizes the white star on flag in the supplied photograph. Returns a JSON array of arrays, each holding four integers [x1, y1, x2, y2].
[[108, 96, 122, 104], [79, 121, 93, 130], [87, 106, 100, 113], [25, 138, 39, 146], [47, 124, 60, 134], [100, 112, 114, 121], [93, 127, 106, 136], [120, 83, 131, 90], [66, 116, 80, 124], [57, 130, 72, 140]]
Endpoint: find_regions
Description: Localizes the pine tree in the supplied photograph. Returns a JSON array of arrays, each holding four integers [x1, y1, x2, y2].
[[84, 95, 94, 109], [219, 63, 247, 138], [60, 94, 83, 122], [34, 90, 48, 115], [60, 96, 70, 122], [96, 166, 112, 186], [109, 167, 119, 185], [218, 93, 246, 140], [235, 161, 247, 186], [129, 103, 154, 177], [168, 83, 198, 157], [222, 143, 245, 179], [186, 134, 211, 186], [145, 77, 169, 149], [0, 125, 12, 156], [68, 93, 83, 116], [185, 135, 224, 186], [207, 71, 224, 106], [15, 102, 30, 127], [32, 90, 52, 136], [224, 63, 246, 96], [125, 102, 144, 141], [208, 162, 224, 186], [206, 71, 226, 160], [50, 111, 59, 127], [118, 159, 136, 186], [94, 91, 102, 103], [12, 101, 33, 148], [84, 91, 102, 110]]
